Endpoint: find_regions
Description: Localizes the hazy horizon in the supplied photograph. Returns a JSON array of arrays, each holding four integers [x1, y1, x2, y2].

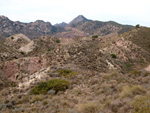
[[0, 0, 150, 27]]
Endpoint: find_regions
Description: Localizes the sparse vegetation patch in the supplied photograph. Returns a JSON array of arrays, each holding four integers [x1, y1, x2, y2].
[[77, 102, 100, 113], [133, 95, 150, 113], [56, 69, 78, 78], [30, 79, 70, 95]]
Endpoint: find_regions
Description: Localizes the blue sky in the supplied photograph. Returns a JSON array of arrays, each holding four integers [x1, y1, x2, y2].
[[0, 0, 150, 26]]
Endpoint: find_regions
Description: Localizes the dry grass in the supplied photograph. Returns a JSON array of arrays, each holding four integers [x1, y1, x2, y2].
[[77, 102, 100, 113], [17, 95, 30, 104], [133, 95, 150, 113], [30, 95, 45, 103], [42, 100, 48, 106], [104, 71, 123, 82], [119, 85, 146, 98]]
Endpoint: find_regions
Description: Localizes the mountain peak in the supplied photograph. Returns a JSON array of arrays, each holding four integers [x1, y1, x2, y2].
[[69, 15, 88, 24], [68, 15, 89, 27], [76, 15, 87, 19], [0, 15, 9, 20]]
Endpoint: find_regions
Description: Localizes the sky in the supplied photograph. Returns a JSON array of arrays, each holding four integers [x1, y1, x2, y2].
[[0, 0, 150, 26]]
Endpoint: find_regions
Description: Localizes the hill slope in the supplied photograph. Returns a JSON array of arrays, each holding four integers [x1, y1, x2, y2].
[[0, 27, 150, 112]]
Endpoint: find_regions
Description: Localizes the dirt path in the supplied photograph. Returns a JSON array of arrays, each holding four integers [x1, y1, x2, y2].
[[145, 65, 150, 72]]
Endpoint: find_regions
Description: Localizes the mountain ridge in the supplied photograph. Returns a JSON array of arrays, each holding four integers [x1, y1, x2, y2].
[[0, 15, 133, 39]]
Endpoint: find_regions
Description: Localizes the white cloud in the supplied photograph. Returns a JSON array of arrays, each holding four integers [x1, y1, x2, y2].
[[0, 0, 150, 26]]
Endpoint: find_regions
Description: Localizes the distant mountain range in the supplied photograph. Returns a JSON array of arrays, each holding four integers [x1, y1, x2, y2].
[[0, 15, 133, 39]]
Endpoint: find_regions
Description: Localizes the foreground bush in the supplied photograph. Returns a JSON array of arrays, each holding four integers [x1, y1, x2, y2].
[[30, 79, 69, 95]]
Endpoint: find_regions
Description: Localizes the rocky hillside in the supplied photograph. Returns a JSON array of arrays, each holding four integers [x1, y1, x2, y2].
[[69, 16, 133, 36], [0, 27, 150, 113], [54, 15, 133, 37], [0, 16, 60, 39], [0, 15, 133, 39], [123, 27, 150, 53]]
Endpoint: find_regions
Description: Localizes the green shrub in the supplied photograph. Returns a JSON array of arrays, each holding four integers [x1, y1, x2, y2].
[[20, 51, 25, 55], [30, 79, 69, 95], [92, 35, 98, 39], [47, 48, 51, 51], [11, 36, 14, 40], [56, 39, 60, 43], [56, 69, 78, 78], [111, 54, 117, 58]]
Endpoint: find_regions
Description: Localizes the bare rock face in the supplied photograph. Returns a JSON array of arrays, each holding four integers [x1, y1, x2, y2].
[[1, 57, 46, 80], [145, 65, 150, 72], [19, 41, 35, 53], [5, 34, 31, 49], [0, 69, 14, 90]]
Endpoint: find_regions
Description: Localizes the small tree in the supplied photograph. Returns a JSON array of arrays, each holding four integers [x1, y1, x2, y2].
[[56, 39, 60, 43], [135, 24, 140, 28], [47, 48, 51, 51], [111, 54, 117, 59], [11, 36, 14, 40], [21, 51, 25, 55]]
